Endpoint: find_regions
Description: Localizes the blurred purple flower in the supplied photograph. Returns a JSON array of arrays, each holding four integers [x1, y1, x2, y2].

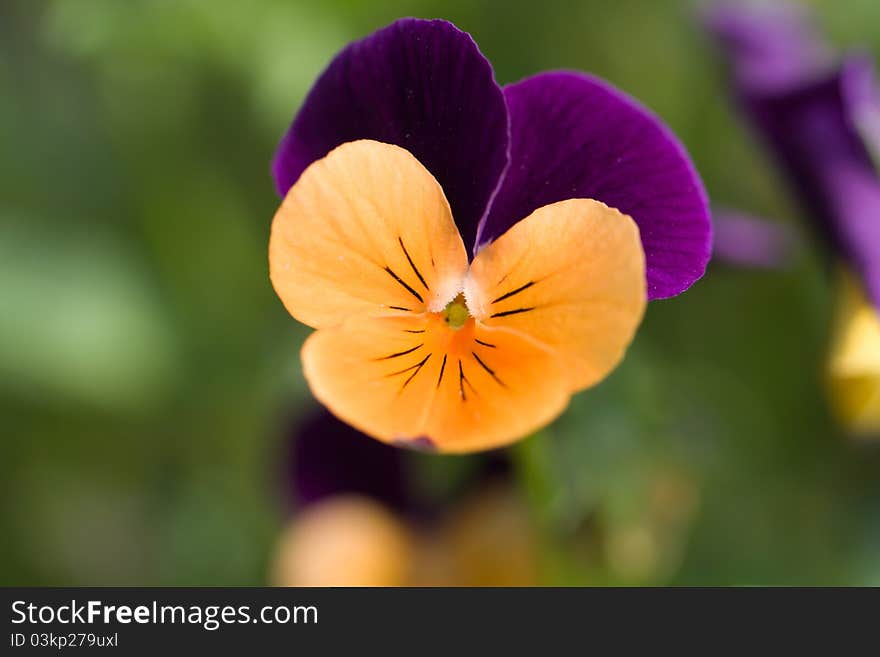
[[706, 1, 880, 309], [705, 1, 832, 92], [282, 406, 512, 514], [272, 18, 711, 300], [285, 408, 410, 511], [712, 209, 796, 269]]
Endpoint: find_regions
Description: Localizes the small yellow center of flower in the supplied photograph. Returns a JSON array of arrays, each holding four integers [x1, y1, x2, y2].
[[442, 293, 470, 330]]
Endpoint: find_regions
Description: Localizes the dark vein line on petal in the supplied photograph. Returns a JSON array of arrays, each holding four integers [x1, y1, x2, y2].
[[458, 360, 466, 401], [475, 338, 496, 348], [385, 355, 427, 378], [458, 359, 476, 401], [472, 351, 506, 388], [490, 307, 535, 318], [400, 354, 431, 391], [384, 266, 423, 303], [399, 237, 428, 290], [376, 344, 422, 361], [437, 354, 447, 389], [491, 281, 535, 304]]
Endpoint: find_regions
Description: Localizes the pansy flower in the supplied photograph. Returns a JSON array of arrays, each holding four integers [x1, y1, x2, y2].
[[707, 1, 880, 436], [272, 408, 415, 586], [271, 408, 536, 586], [706, 1, 880, 305], [284, 407, 411, 512], [269, 19, 711, 452], [272, 409, 697, 585]]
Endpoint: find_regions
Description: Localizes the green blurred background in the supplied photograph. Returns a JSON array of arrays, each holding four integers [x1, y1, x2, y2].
[[2, 0, 879, 586]]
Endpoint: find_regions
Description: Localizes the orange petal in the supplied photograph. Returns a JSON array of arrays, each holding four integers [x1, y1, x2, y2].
[[301, 312, 570, 453], [269, 140, 468, 329], [465, 198, 646, 390], [423, 320, 572, 452]]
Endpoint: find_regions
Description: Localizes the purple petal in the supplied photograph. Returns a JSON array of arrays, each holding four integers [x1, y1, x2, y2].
[[844, 55, 880, 167], [707, 3, 880, 309], [703, 1, 832, 92], [478, 72, 711, 300], [819, 147, 880, 307], [281, 408, 515, 518], [285, 408, 410, 511], [272, 18, 509, 254], [740, 60, 880, 308], [712, 209, 796, 269]]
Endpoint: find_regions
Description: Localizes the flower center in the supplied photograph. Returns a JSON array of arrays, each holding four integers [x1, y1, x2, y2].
[[442, 293, 470, 330]]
